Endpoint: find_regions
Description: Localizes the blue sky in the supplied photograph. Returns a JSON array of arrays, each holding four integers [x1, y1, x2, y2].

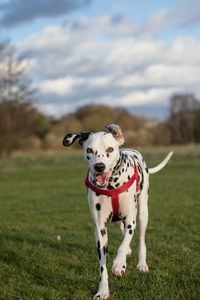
[[1, 0, 200, 119]]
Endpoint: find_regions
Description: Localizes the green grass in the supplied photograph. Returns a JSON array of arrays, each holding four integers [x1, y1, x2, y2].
[[0, 149, 199, 300]]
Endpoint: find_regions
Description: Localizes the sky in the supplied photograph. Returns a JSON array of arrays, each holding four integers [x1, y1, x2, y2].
[[0, 0, 200, 120]]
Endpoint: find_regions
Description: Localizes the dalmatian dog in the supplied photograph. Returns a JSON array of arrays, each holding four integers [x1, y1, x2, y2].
[[63, 124, 173, 300]]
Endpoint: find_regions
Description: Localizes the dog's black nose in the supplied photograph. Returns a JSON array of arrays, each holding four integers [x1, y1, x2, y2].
[[94, 163, 106, 173]]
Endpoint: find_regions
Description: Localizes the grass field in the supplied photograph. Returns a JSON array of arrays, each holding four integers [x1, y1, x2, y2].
[[0, 148, 199, 300]]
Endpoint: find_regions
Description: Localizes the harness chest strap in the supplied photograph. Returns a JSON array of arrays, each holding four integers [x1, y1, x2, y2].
[[85, 160, 140, 222]]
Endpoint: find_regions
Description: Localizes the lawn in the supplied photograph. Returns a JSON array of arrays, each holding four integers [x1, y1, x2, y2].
[[0, 148, 199, 300]]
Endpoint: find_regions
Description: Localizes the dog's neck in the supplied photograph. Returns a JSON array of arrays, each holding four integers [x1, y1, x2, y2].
[[107, 150, 134, 189], [112, 149, 124, 175]]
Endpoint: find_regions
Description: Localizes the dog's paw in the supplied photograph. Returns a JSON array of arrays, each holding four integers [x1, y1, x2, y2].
[[112, 254, 126, 277], [93, 290, 110, 300], [137, 262, 149, 272]]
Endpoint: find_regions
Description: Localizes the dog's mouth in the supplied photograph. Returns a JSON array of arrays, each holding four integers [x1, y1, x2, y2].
[[94, 170, 112, 187]]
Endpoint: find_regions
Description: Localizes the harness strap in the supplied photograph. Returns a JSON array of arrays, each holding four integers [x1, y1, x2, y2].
[[85, 160, 140, 222]]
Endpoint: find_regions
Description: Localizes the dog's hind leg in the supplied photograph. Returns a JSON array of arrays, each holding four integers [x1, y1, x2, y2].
[[137, 186, 149, 272]]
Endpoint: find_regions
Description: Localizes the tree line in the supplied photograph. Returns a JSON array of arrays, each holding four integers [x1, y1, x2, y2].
[[0, 41, 49, 155], [0, 41, 200, 156]]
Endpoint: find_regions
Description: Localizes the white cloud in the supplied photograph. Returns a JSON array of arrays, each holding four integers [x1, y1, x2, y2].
[[136, 1, 200, 36], [118, 88, 177, 106], [118, 64, 200, 88], [89, 76, 113, 88], [39, 77, 84, 96], [165, 37, 200, 64], [38, 102, 70, 118], [17, 13, 200, 118]]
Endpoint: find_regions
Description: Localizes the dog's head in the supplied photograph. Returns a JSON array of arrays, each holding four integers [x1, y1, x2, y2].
[[63, 124, 124, 187]]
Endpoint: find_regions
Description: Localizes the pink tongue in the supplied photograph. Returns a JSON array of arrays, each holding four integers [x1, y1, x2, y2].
[[95, 173, 107, 186]]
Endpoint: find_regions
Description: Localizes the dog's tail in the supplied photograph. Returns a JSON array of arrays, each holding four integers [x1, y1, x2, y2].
[[149, 151, 173, 174]]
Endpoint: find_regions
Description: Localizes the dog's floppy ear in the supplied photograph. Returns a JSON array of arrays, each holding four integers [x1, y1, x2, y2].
[[63, 132, 91, 146], [106, 123, 124, 146]]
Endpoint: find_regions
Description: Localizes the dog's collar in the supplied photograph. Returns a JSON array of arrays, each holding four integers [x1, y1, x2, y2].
[[85, 160, 140, 222]]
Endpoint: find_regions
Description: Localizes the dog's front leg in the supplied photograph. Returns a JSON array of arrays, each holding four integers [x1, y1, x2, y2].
[[112, 216, 136, 277], [94, 225, 110, 300]]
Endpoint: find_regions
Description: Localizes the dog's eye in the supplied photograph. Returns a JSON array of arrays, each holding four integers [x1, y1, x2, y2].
[[106, 147, 114, 153], [87, 148, 93, 154]]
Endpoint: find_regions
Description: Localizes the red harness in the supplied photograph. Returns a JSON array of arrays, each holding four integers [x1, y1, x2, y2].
[[85, 160, 140, 222]]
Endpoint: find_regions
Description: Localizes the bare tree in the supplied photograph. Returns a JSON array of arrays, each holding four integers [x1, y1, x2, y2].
[[0, 41, 34, 103], [169, 93, 200, 144], [0, 41, 49, 156]]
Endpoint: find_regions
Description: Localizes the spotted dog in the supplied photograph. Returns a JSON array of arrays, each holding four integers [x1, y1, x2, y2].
[[63, 124, 173, 300]]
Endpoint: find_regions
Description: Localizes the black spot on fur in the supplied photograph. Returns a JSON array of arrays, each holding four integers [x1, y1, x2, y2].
[[133, 220, 135, 224], [128, 175, 130, 180], [122, 168, 124, 173], [97, 240, 100, 249], [107, 184, 114, 189], [140, 179, 144, 190], [123, 265, 126, 269], [97, 248, 101, 260], [127, 224, 132, 229], [106, 212, 113, 224], [123, 216, 127, 221], [103, 246, 106, 255], [110, 213, 114, 221], [114, 177, 118, 183], [107, 153, 109, 158], [127, 162, 130, 167], [101, 266, 104, 273], [101, 229, 106, 236], [138, 167, 144, 190], [145, 167, 149, 174], [115, 183, 120, 188], [96, 203, 101, 211], [137, 163, 143, 174], [113, 158, 121, 173], [95, 151, 98, 156], [129, 230, 133, 235], [87, 156, 90, 160]]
